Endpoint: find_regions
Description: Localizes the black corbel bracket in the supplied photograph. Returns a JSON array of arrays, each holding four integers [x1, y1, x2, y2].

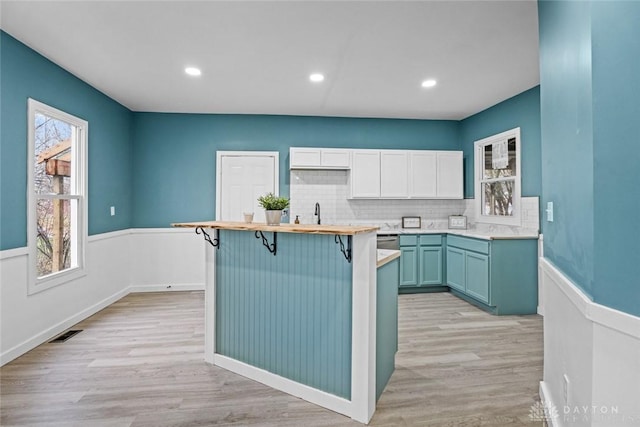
[[255, 231, 277, 255], [335, 235, 352, 263], [195, 227, 219, 249]]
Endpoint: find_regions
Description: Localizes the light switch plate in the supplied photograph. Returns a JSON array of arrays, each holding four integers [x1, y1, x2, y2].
[[546, 202, 553, 222], [110, 206, 116, 216]]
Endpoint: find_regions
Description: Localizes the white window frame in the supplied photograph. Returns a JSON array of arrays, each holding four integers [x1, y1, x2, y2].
[[474, 127, 521, 226], [27, 99, 88, 295]]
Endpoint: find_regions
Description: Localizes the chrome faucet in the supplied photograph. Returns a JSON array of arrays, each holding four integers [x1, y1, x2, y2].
[[314, 202, 321, 225]]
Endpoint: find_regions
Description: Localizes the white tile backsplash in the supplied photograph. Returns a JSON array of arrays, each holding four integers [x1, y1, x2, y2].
[[291, 170, 466, 225], [289, 170, 540, 233]]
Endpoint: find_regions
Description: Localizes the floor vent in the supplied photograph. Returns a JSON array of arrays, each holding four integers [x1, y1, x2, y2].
[[49, 330, 82, 343]]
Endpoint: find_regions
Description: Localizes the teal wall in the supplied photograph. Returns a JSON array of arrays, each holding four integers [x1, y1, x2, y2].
[[539, 1, 639, 316], [590, 1, 640, 316], [0, 31, 133, 250], [131, 113, 460, 227], [539, 0, 595, 298], [460, 86, 541, 204]]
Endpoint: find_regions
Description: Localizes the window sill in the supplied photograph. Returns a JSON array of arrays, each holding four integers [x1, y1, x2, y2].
[[475, 214, 522, 227], [28, 267, 87, 295]]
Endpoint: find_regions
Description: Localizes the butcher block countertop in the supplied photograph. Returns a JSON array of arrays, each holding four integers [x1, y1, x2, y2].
[[171, 221, 379, 236]]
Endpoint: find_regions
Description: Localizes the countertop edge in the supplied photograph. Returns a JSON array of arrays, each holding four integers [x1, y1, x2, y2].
[[172, 221, 379, 236], [376, 229, 539, 240], [377, 250, 401, 268]]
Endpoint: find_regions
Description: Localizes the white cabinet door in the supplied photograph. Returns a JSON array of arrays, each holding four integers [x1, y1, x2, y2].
[[380, 151, 408, 198], [409, 151, 437, 198], [351, 150, 380, 198], [436, 151, 463, 199], [321, 149, 350, 168], [290, 147, 350, 169], [290, 148, 321, 168]]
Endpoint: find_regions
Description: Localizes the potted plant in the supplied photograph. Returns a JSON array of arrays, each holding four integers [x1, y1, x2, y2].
[[257, 192, 290, 225]]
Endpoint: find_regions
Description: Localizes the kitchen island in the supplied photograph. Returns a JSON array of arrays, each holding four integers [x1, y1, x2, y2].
[[172, 221, 398, 424]]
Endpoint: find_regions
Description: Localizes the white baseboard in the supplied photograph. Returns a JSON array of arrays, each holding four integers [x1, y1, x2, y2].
[[128, 283, 204, 293], [0, 288, 129, 366], [213, 354, 352, 421]]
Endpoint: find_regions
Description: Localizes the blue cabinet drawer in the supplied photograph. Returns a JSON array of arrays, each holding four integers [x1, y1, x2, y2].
[[399, 235, 418, 246], [446, 235, 489, 254], [419, 234, 442, 246]]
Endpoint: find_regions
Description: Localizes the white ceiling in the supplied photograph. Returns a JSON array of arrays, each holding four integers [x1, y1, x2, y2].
[[0, 1, 539, 120]]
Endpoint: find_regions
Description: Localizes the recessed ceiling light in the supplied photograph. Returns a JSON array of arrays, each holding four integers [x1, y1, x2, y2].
[[421, 79, 437, 88], [309, 73, 325, 83], [185, 67, 202, 77]]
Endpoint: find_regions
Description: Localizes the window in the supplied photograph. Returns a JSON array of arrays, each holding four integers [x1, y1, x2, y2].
[[474, 127, 521, 226], [28, 99, 87, 294]]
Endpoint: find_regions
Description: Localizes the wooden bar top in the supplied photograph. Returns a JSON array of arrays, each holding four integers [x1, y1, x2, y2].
[[171, 221, 379, 236]]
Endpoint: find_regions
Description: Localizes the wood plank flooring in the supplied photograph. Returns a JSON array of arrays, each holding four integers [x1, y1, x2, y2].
[[1, 291, 543, 426]]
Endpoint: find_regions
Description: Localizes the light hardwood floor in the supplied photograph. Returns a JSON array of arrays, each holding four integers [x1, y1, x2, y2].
[[1, 291, 543, 426]]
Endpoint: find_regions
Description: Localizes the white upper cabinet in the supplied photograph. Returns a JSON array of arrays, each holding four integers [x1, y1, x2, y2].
[[290, 147, 350, 169], [351, 150, 381, 198], [290, 148, 320, 168], [436, 151, 463, 199], [350, 149, 462, 199], [320, 149, 350, 168], [291, 146, 462, 199], [408, 151, 437, 198], [380, 151, 409, 198]]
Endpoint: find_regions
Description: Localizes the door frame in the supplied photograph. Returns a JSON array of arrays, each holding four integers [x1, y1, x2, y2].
[[215, 151, 280, 220]]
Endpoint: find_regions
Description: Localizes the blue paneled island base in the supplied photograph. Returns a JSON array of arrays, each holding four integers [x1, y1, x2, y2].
[[172, 221, 399, 424], [216, 231, 353, 398]]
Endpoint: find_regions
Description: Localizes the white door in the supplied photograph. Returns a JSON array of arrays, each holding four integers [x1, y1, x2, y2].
[[216, 152, 279, 222]]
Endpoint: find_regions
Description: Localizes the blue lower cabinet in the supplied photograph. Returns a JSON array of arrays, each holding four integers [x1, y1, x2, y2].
[[400, 246, 418, 286], [465, 251, 489, 304], [445, 235, 538, 315], [446, 237, 491, 306], [445, 246, 465, 292], [419, 246, 442, 285], [400, 234, 444, 291]]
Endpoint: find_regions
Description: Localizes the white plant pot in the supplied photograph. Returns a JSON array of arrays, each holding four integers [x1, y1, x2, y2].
[[265, 210, 282, 226]]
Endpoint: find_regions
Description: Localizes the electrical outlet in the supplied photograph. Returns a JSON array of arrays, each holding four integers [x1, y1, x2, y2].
[[110, 206, 116, 216], [563, 373, 570, 405], [546, 202, 554, 222]]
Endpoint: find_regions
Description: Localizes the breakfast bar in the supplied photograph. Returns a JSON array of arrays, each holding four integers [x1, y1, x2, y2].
[[171, 221, 399, 424]]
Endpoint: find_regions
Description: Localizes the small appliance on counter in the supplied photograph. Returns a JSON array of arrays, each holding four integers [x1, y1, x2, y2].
[[448, 215, 467, 229], [402, 216, 421, 229]]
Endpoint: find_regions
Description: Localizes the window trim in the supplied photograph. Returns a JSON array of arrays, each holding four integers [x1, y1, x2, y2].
[[474, 127, 522, 226], [27, 99, 88, 295]]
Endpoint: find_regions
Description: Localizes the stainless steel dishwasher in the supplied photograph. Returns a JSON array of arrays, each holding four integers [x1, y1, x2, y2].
[[377, 234, 399, 250]]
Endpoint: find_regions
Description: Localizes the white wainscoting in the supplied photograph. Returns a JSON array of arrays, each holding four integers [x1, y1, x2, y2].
[[129, 228, 204, 292], [539, 258, 640, 427], [1, 228, 205, 365]]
